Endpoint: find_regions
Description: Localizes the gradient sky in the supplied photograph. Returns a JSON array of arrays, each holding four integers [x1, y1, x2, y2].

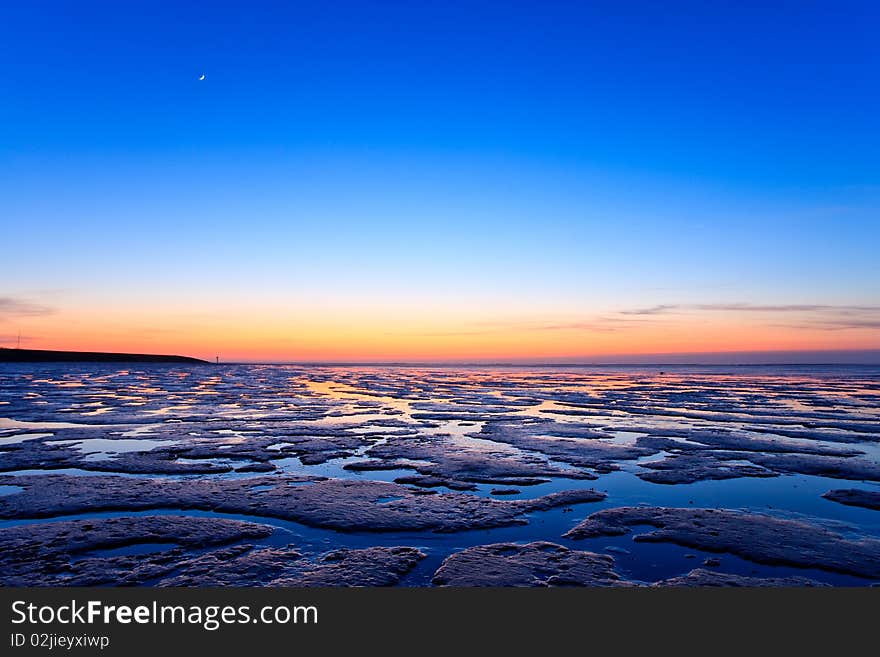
[[1, 1, 879, 362]]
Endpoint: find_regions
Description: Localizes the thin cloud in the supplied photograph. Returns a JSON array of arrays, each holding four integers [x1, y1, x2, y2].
[[619, 302, 880, 315], [0, 333, 36, 345], [769, 319, 880, 331], [694, 303, 880, 313], [615, 302, 880, 332], [0, 297, 55, 319], [619, 304, 678, 315]]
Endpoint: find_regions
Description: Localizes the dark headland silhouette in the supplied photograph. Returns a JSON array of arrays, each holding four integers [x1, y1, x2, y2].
[[0, 348, 209, 364]]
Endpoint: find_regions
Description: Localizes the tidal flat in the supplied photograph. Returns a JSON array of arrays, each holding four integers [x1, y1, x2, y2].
[[1, 363, 878, 586]]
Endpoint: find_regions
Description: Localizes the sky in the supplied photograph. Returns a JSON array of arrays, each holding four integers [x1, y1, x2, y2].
[[1, 1, 878, 363]]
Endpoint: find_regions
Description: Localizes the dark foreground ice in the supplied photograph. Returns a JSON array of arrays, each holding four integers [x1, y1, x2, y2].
[[0, 363, 878, 586]]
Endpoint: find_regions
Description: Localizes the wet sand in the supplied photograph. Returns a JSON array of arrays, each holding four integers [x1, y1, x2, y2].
[[0, 363, 878, 586]]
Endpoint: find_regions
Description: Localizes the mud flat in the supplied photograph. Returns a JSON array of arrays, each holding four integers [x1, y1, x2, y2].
[[565, 506, 880, 579], [160, 545, 425, 587], [632, 432, 879, 485], [478, 420, 655, 473], [744, 453, 880, 482], [0, 514, 425, 586], [654, 568, 827, 587], [432, 541, 626, 586], [0, 422, 414, 475], [0, 474, 606, 532], [391, 474, 478, 491], [349, 432, 595, 487], [636, 452, 777, 485], [0, 515, 272, 586], [822, 488, 880, 511], [1, 363, 878, 587]]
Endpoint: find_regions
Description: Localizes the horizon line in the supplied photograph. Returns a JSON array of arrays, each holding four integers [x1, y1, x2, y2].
[[220, 348, 880, 367], [3, 346, 880, 367], [216, 361, 880, 367]]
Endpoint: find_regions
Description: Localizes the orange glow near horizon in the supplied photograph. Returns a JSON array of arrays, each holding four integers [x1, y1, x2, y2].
[[6, 306, 879, 362]]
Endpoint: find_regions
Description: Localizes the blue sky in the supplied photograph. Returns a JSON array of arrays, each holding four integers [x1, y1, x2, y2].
[[1, 1, 878, 361]]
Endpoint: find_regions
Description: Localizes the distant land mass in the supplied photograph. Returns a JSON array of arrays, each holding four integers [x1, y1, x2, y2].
[[0, 348, 209, 364]]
